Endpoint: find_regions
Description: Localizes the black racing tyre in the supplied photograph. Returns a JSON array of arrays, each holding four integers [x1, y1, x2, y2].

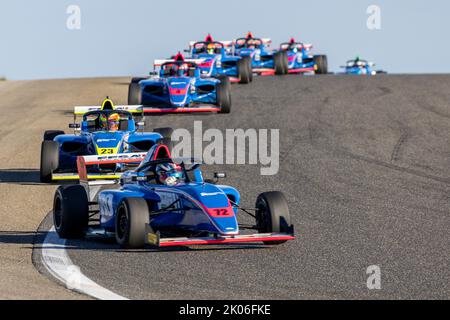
[[153, 127, 174, 140], [313, 55, 328, 74], [115, 198, 150, 249], [216, 79, 232, 114], [242, 56, 253, 82], [131, 77, 146, 84], [128, 83, 142, 105], [282, 51, 289, 74], [53, 185, 89, 239], [216, 75, 231, 90], [40, 140, 59, 183], [43, 130, 65, 141], [237, 58, 251, 84], [255, 191, 291, 245], [274, 52, 288, 75]]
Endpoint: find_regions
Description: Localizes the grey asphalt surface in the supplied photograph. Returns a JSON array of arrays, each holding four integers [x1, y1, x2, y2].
[[33, 75, 450, 299]]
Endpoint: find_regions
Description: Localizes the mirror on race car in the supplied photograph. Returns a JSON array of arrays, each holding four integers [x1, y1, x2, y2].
[[214, 172, 226, 179]]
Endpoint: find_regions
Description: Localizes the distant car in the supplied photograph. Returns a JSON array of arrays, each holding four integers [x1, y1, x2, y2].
[[278, 38, 328, 74], [128, 53, 232, 114], [40, 98, 171, 182], [341, 57, 386, 75], [187, 34, 252, 84], [232, 32, 288, 76], [52, 143, 295, 249]]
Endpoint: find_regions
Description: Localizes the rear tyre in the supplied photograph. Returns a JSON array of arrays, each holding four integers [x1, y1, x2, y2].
[[237, 58, 251, 84], [243, 56, 254, 82], [313, 55, 328, 74], [40, 140, 59, 183], [274, 52, 288, 75], [43, 130, 65, 141], [216, 79, 232, 114], [128, 83, 142, 105], [53, 185, 89, 239], [255, 191, 291, 245], [115, 198, 149, 249]]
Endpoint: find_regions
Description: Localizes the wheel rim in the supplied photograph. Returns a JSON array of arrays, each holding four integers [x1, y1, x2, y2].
[[54, 196, 62, 229], [116, 204, 129, 241]]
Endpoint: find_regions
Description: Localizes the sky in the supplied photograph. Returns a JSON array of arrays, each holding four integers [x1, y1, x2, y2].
[[0, 0, 449, 80]]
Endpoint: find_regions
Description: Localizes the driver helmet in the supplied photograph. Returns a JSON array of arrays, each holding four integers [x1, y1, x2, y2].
[[206, 43, 215, 54], [178, 63, 189, 76], [99, 113, 108, 130], [156, 163, 184, 186], [107, 113, 121, 131]]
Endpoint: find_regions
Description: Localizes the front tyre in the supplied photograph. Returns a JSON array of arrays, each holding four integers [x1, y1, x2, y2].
[[53, 185, 89, 239], [237, 58, 251, 84], [40, 140, 59, 183], [115, 198, 150, 249], [216, 78, 232, 114], [313, 55, 328, 74], [128, 83, 142, 105], [255, 191, 291, 245], [274, 52, 288, 75]]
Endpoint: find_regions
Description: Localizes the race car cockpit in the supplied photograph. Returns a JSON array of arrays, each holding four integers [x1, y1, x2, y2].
[[82, 110, 134, 132], [192, 41, 224, 55], [160, 62, 197, 77], [235, 38, 263, 50]]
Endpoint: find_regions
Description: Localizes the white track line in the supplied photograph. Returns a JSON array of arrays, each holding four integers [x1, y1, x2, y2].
[[42, 226, 128, 300]]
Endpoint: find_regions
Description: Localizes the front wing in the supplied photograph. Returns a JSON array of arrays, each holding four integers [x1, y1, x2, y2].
[[146, 225, 295, 247]]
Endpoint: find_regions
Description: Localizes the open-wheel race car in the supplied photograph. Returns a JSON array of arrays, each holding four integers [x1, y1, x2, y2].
[[128, 53, 232, 114], [232, 32, 289, 76], [187, 34, 253, 84], [279, 38, 328, 74], [40, 98, 172, 182], [341, 56, 387, 75], [53, 143, 295, 249]]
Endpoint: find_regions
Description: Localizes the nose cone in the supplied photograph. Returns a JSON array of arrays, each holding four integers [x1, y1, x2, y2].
[[187, 184, 239, 235], [167, 78, 190, 106]]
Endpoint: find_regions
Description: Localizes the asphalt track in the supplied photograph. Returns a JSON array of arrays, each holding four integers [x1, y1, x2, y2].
[[0, 75, 449, 299]]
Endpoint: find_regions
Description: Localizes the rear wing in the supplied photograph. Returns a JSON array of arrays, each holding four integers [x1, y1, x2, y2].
[[77, 152, 147, 182], [154, 58, 206, 67], [188, 40, 233, 48], [74, 105, 144, 116]]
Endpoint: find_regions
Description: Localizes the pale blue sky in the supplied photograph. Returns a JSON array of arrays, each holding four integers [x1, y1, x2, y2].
[[0, 0, 448, 79]]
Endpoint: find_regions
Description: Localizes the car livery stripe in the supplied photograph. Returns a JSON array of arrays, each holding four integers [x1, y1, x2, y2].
[[143, 107, 221, 113]]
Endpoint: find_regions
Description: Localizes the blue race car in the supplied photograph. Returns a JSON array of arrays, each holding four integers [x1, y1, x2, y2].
[[52, 143, 295, 248], [232, 32, 288, 76], [128, 53, 232, 114], [341, 57, 386, 75], [187, 34, 253, 84], [279, 38, 328, 75], [40, 98, 171, 182]]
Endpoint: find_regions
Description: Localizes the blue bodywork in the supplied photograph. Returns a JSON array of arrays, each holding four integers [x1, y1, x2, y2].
[[53, 111, 162, 173], [136, 60, 223, 108], [279, 41, 317, 73], [189, 41, 242, 79], [97, 144, 241, 236], [233, 36, 276, 71], [343, 59, 377, 75]]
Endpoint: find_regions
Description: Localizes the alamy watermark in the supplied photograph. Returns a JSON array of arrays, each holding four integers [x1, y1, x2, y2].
[[367, 5, 381, 30], [171, 121, 279, 176], [366, 265, 381, 290], [66, 5, 81, 30]]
